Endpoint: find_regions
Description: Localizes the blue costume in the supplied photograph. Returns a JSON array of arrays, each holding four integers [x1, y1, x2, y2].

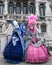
[[19, 22, 26, 49], [3, 21, 26, 64], [19, 22, 27, 61]]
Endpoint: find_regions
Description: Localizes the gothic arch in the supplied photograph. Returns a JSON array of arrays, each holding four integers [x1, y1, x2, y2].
[[41, 23, 47, 32], [8, 2, 14, 14]]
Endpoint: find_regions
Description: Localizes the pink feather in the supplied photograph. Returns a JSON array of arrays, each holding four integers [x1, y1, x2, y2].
[[28, 14, 37, 26]]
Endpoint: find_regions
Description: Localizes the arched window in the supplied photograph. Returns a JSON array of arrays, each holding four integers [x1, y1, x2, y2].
[[29, 3, 35, 14], [23, 3, 28, 14], [41, 23, 46, 32], [15, 3, 21, 14], [0, 1, 4, 15], [8, 2, 14, 14], [39, 3, 45, 17]]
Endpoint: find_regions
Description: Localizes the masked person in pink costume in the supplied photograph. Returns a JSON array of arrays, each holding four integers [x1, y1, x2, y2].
[[25, 14, 50, 63]]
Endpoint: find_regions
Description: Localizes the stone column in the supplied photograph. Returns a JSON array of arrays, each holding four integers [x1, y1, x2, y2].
[[1, 34, 7, 52], [2, 24, 6, 33], [46, 1, 51, 16], [47, 20, 51, 39], [35, 0, 39, 16], [4, 0, 8, 15]]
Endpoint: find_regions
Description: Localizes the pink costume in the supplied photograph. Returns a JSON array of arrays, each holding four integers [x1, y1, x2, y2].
[[25, 14, 50, 63]]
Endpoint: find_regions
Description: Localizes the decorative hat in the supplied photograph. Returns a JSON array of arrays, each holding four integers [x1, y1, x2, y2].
[[28, 14, 37, 26]]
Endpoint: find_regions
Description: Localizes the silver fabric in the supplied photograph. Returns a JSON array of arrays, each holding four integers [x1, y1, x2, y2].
[[25, 27, 43, 49], [25, 40, 31, 50], [31, 40, 43, 47]]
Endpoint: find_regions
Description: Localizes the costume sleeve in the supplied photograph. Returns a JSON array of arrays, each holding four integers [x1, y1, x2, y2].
[[25, 31, 32, 41], [25, 39, 32, 50], [25, 31, 32, 50], [35, 26, 41, 33], [35, 27, 41, 41]]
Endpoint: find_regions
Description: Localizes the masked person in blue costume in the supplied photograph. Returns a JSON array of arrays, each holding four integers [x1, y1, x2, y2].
[[19, 22, 27, 61], [3, 20, 26, 64]]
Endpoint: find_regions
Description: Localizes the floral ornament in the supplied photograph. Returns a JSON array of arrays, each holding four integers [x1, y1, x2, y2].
[[12, 36, 19, 46]]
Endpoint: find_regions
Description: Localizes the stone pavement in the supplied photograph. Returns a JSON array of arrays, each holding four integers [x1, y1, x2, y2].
[[0, 56, 52, 65]]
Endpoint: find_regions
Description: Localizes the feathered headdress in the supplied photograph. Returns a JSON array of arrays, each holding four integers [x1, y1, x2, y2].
[[28, 14, 37, 26]]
